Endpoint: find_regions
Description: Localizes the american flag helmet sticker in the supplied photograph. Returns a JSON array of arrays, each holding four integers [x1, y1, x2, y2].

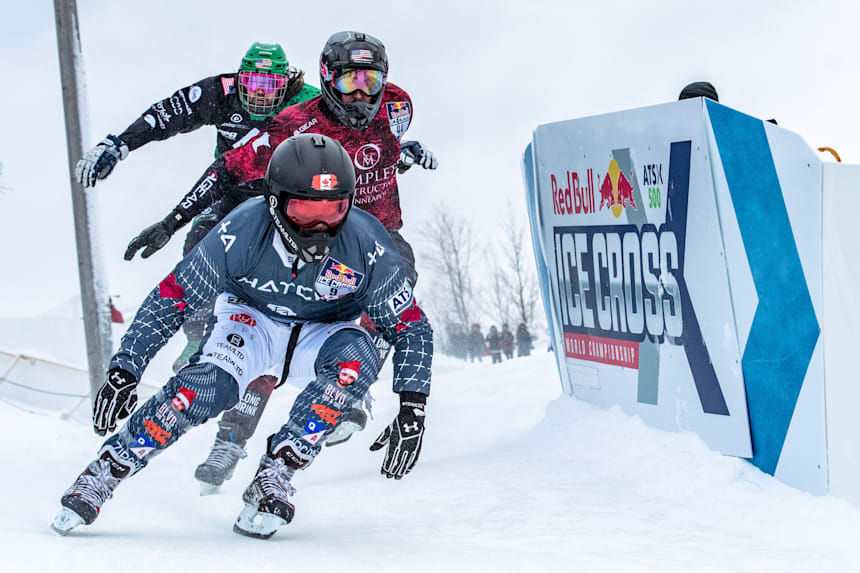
[[350, 49, 374, 64]]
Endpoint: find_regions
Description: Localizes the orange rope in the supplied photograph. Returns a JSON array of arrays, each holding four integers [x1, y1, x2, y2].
[[817, 147, 842, 162]]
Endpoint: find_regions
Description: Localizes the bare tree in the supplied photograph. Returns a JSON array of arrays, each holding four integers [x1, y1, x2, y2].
[[420, 204, 479, 335], [488, 267, 512, 327], [495, 202, 540, 329]]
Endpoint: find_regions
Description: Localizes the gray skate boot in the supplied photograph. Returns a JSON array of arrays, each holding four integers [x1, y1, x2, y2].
[[52, 449, 131, 535], [194, 437, 247, 495], [233, 454, 296, 539]]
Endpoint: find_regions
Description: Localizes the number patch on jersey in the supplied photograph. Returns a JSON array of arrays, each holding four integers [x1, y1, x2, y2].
[[315, 258, 365, 300], [386, 101, 411, 139]]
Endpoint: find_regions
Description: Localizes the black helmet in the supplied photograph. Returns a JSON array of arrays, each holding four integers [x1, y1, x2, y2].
[[264, 134, 356, 263], [678, 81, 719, 102], [319, 31, 388, 130]]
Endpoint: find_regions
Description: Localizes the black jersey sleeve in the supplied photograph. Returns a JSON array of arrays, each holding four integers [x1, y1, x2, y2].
[[164, 155, 235, 229], [118, 75, 226, 151]]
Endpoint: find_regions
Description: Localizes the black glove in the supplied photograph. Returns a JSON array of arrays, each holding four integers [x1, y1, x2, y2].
[[93, 367, 138, 436], [370, 391, 426, 479], [124, 214, 182, 260], [397, 140, 438, 174], [75, 134, 129, 188]]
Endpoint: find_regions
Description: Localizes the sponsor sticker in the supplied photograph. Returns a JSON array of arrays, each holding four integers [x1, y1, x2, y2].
[[230, 313, 257, 326], [130, 434, 156, 459], [311, 403, 343, 426], [315, 258, 365, 300], [188, 85, 202, 103], [302, 418, 326, 444], [386, 101, 411, 139], [353, 143, 381, 170], [142, 419, 172, 447], [323, 384, 348, 406], [169, 95, 184, 115], [387, 281, 414, 315]]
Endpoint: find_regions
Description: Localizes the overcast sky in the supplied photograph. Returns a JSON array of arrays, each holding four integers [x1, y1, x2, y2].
[[0, 0, 857, 317]]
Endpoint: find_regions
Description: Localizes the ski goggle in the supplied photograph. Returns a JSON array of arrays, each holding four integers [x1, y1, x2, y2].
[[332, 69, 385, 96], [238, 71, 287, 94], [285, 197, 350, 228]]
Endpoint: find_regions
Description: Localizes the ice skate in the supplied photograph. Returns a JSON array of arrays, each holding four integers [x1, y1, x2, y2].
[[194, 437, 247, 495], [233, 454, 295, 539], [51, 455, 125, 535]]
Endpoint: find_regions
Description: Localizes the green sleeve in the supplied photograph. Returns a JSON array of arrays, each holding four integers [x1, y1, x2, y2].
[[286, 84, 321, 106]]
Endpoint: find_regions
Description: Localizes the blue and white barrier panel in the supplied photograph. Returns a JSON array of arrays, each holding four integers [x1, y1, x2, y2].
[[523, 99, 829, 495]]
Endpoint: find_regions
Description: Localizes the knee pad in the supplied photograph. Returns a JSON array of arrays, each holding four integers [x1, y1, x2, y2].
[[104, 384, 200, 471], [216, 375, 277, 445], [172, 362, 240, 425], [316, 329, 381, 388], [267, 330, 381, 469]]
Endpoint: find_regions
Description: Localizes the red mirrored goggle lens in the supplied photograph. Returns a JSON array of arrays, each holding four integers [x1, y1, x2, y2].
[[239, 71, 287, 94], [332, 69, 385, 96], [285, 198, 350, 227]]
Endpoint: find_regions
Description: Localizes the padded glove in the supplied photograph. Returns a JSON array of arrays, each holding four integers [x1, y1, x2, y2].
[[370, 391, 426, 479], [93, 367, 138, 436], [124, 214, 182, 260], [76, 135, 129, 188], [397, 140, 438, 173]]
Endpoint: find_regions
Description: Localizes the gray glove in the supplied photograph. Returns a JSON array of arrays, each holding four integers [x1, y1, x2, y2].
[[397, 140, 438, 173], [76, 134, 129, 188]]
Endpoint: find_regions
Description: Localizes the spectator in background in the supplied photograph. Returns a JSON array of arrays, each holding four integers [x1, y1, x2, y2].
[[468, 323, 485, 363], [452, 324, 468, 361], [516, 323, 533, 357], [678, 81, 719, 102], [487, 326, 503, 364], [500, 324, 514, 360]]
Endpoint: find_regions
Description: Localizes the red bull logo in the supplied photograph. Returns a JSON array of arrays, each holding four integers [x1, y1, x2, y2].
[[551, 169, 596, 215], [318, 258, 365, 290], [331, 263, 354, 276], [598, 159, 637, 218]]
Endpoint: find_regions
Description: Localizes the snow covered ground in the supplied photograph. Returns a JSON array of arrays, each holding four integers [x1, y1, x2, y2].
[[3, 347, 860, 572]]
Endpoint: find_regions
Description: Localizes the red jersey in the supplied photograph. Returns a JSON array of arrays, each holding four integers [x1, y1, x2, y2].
[[223, 83, 413, 230]]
